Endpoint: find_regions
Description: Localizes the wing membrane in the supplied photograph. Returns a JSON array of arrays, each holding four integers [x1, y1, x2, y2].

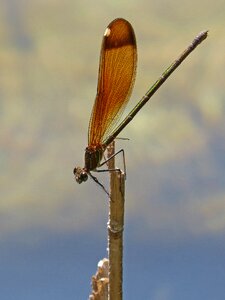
[[88, 18, 137, 147]]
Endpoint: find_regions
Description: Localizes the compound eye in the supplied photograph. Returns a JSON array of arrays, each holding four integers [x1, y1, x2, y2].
[[80, 172, 88, 182]]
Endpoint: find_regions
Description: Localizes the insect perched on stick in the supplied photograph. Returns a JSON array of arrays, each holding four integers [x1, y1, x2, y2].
[[73, 18, 208, 194]]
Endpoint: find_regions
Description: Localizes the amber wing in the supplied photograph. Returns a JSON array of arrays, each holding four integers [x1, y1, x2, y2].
[[88, 18, 137, 147]]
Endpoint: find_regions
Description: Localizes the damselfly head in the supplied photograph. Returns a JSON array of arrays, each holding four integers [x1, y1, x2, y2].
[[73, 167, 88, 184]]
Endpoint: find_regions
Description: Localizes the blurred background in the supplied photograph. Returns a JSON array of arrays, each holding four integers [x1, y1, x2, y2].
[[0, 0, 225, 299]]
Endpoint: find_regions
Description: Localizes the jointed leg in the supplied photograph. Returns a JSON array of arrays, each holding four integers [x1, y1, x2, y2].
[[98, 149, 127, 179]]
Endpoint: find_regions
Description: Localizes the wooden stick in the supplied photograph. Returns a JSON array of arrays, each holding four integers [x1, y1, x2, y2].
[[89, 258, 109, 300], [107, 141, 125, 300]]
